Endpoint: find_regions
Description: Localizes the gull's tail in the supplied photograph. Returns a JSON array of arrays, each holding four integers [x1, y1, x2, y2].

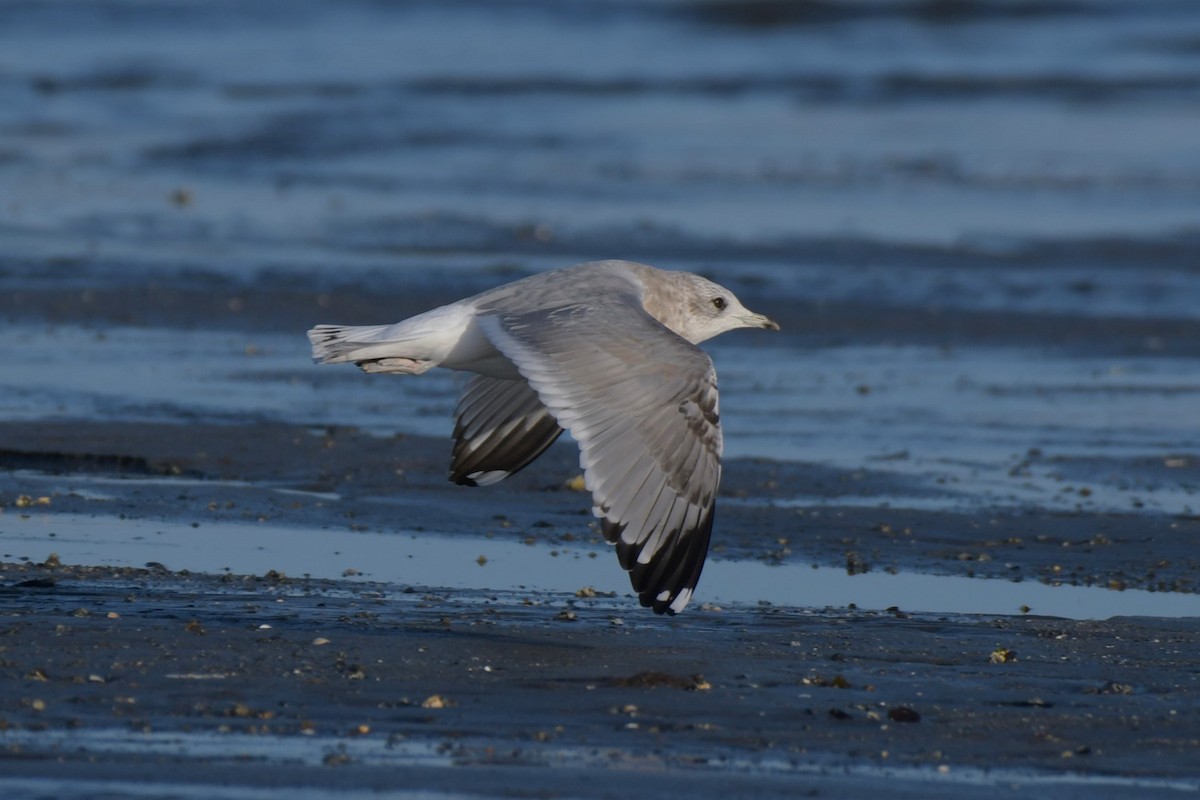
[[307, 323, 435, 375]]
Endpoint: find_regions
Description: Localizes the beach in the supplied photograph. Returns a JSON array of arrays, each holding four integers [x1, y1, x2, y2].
[[2, 0, 1200, 796]]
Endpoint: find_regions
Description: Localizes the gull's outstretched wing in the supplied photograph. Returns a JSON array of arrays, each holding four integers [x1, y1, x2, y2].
[[450, 375, 563, 486], [477, 299, 722, 614]]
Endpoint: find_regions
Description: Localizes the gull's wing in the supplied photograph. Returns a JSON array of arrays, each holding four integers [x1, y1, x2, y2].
[[477, 299, 722, 615], [450, 375, 563, 486]]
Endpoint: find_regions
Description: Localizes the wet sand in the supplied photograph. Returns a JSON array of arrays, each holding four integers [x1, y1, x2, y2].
[[2, 419, 1198, 597], [3, 223, 1199, 800], [2, 559, 1199, 799], [2, 240, 1199, 800], [4, 0, 1200, 795], [3, 413, 1200, 798]]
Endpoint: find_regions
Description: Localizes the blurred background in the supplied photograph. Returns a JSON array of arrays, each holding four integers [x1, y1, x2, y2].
[[1, 0, 1198, 521]]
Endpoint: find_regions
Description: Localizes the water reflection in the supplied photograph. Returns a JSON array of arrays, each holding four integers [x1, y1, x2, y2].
[[5, 513, 1198, 620]]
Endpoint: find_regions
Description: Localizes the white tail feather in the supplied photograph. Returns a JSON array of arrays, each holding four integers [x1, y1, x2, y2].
[[308, 301, 489, 376], [308, 324, 394, 363], [307, 323, 437, 374]]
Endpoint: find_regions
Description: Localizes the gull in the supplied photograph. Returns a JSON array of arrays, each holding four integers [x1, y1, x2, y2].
[[307, 260, 778, 614]]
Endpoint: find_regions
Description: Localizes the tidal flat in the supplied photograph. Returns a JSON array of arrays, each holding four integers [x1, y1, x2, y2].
[[3, 0, 1200, 796]]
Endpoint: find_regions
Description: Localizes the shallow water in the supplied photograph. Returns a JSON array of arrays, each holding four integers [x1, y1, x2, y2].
[[6, 512, 1199, 620], [1, 0, 1199, 605], [3, 0, 1200, 255], [2, 728, 1198, 799]]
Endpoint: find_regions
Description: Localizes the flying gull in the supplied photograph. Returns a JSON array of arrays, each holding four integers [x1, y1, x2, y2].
[[307, 260, 779, 614]]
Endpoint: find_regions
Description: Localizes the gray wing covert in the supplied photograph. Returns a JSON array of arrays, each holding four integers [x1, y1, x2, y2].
[[477, 299, 723, 614]]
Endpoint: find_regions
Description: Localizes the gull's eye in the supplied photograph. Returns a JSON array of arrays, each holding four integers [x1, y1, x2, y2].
[[711, 297, 727, 311]]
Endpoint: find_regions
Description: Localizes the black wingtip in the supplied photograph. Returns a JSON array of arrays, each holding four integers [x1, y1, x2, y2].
[[621, 505, 716, 616], [641, 592, 678, 616]]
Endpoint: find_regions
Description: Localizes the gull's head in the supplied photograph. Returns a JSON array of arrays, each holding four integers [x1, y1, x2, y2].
[[667, 273, 780, 345]]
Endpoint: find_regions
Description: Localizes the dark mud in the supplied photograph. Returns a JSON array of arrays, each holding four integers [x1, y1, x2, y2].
[[2, 561, 1199, 799], [2, 270, 1199, 795], [2, 415, 1200, 796], [2, 419, 1198, 597]]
